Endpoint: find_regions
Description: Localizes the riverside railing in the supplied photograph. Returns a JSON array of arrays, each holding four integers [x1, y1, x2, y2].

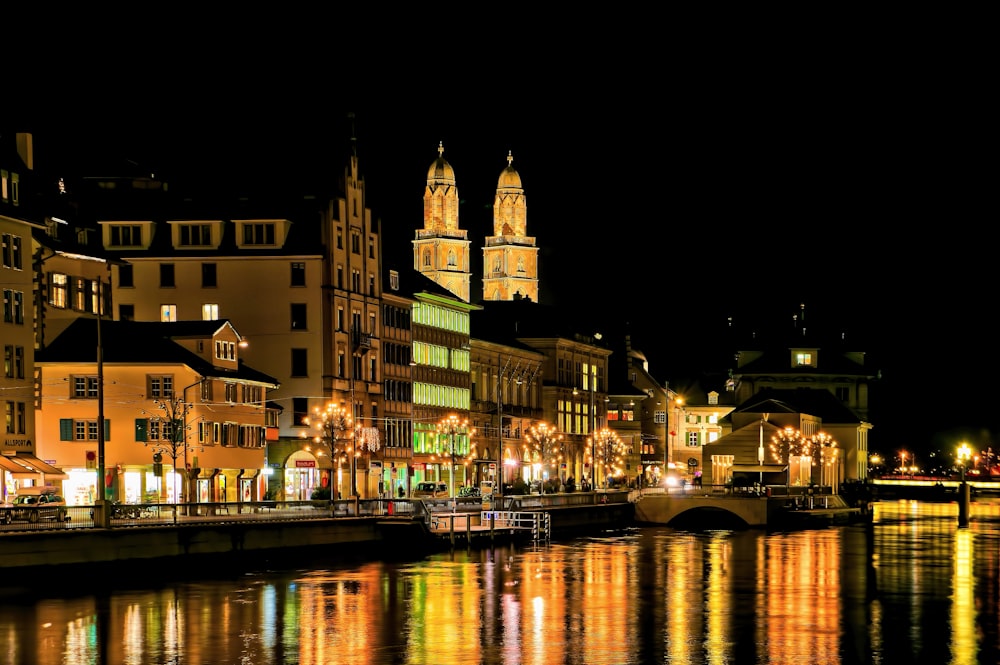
[[0, 491, 626, 533]]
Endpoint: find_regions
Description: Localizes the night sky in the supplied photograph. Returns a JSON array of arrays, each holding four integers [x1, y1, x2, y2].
[[20, 50, 992, 464]]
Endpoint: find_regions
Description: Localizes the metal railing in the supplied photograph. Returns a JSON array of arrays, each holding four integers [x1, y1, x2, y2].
[[0, 492, 616, 534]]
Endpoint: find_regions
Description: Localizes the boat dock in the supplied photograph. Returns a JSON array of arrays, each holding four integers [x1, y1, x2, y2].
[[424, 510, 550, 547]]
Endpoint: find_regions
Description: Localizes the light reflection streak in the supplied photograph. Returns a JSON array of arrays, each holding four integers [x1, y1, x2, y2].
[[951, 526, 975, 665], [704, 533, 730, 665], [4, 500, 1000, 663]]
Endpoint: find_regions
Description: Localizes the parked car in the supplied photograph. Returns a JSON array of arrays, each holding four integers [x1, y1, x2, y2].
[[1, 492, 69, 524], [412, 481, 449, 498]]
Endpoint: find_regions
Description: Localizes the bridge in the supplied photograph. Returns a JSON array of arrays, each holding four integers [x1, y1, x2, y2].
[[632, 489, 859, 529]]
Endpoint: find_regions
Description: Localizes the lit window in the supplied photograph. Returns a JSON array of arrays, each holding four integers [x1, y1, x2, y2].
[[202, 304, 219, 320], [50, 274, 68, 307], [161, 305, 177, 322]]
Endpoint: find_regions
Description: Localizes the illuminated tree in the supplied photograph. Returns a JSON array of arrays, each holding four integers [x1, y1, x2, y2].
[[590, 428, 627, 488], [523, 422, 564, 492], [355, 425, 381, 498], [770, 427, 838, 491], [437, 415, 474, 499], [301, 403, 353, 501]]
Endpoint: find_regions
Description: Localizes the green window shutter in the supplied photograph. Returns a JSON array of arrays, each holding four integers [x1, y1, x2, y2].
[[59, 419, 73, 441], [104, 419, 111, 440], [135, 418, 148, 442]]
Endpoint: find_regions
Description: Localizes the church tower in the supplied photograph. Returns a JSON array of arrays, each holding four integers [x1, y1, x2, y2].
[[482, 151, 538, 302], [412, 142, 472, 302]]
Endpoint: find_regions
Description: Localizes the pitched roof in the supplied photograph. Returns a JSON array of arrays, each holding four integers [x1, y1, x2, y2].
[[36, 318, 279, 386], [730, 387, 863, 425]]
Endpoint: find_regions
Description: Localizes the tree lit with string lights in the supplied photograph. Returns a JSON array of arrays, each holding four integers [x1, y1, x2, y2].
[[436, 415, 474, 499], [524, 422, 564, 493], [770, 427, 838, 491], [589, 428, 627, 488], [301, 403, 353, 501]]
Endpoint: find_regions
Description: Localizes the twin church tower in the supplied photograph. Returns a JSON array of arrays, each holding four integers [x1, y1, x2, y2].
[[412, 142, 539, 304]]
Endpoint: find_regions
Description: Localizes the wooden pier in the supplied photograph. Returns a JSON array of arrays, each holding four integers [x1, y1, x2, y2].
[[426, 510, 550, 548]]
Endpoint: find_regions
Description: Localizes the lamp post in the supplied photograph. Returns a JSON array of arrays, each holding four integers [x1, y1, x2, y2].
[[958, 442, 972, 527], [437, 415, 471, 500], [590, 365, 596, 492], [758, 413, 769, 488]]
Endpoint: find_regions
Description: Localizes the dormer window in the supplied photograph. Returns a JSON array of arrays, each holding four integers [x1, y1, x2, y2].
[[234, 219, 290, 249], [179, 223, 213, 246], [242, 222, 274, 245], [109, 224, 143, 247], [215, 340, 236, 361], [794, 352, 814, 367]]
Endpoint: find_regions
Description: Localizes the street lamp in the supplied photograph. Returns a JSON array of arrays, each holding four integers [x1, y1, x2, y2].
[[437, 415, 471, 500], [758, 412, 770, 488], [667, 397, 684, 483], [958, 442, 972, 527], [958, 443, 971, 482]]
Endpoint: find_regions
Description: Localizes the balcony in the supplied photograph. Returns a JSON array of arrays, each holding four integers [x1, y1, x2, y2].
[[352, 329, 375, 351]]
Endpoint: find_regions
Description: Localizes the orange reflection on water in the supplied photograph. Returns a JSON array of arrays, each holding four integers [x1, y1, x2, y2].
[[7, 500, 1000, 664]]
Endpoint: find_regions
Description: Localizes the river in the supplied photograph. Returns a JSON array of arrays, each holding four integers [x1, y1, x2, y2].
[[1, 499, 997, 664]]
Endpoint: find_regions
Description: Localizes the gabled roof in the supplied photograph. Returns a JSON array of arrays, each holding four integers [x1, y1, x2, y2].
[[36, 318, 279, 386], [729, 387, 863, 425]]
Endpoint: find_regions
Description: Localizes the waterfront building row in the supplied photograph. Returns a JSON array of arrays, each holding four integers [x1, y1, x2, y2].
[[1, 129, 875, 510]]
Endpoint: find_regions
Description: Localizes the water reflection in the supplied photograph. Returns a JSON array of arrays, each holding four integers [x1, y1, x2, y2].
[[2, 500, 999, 664]]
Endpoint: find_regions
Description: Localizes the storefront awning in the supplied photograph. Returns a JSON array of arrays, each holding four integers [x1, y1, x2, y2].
[[0, 456, 23, 474], [1, 453, 68, 478]]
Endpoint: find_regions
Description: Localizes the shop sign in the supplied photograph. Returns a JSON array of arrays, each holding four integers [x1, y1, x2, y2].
[[295, 460, 316, 468]]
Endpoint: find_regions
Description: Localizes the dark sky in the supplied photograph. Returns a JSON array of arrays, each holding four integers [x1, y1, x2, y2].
[[22, 47, 993, 463]]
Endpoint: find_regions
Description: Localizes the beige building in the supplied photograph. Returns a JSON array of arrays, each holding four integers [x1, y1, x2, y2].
[[34, 319, 278, 507], [1, 133, 48, 501], [469, 338, 545, 493], [707, 314, 875, 489], [89, 152, 386, 502]]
